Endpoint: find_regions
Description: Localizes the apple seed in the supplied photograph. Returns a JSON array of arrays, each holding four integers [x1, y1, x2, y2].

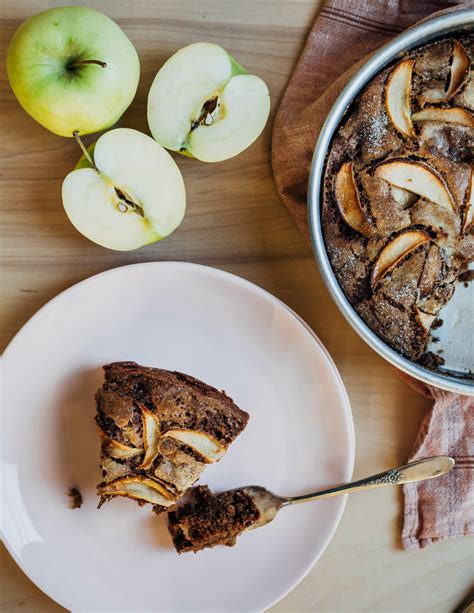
[[114, 187, 145, 217], [191, 95, 220, 131]]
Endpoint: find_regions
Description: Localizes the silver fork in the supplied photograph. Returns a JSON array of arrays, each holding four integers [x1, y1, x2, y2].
[[241, 456, 454, 528]]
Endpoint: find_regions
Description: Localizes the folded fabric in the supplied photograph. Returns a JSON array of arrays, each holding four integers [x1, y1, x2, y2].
[[271, 0, 473, 549]]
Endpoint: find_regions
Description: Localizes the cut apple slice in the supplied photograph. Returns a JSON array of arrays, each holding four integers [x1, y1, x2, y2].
[[385, 59, 415, 137], [62, 128, 186, 251], [98, 476, 175, 506], [102, 437, 143, 460], [423, 41, 470, 104], [371, 230, 430, 288], [139, 405, 161, 470], [391, 186, 419, 209], [147, 42, 270, 162], [414, 306, 436, 332], [162, 429, 225, 463], [463, 169, 473, 233], [446, 41, 470, 99], [412, 106, 474, 128], [334, 162, 372, 236], [375, 160, 455, 211]]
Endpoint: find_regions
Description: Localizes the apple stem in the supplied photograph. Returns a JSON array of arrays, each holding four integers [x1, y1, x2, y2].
[[69, 59, 107, 69], [73, 131, 98, 172]]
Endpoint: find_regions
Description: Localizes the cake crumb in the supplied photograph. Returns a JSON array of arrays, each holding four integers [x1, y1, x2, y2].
[[459, 270, 474, 287], [68, 487, 83, 509]]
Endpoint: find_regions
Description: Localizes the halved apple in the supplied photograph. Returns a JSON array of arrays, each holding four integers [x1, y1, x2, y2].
[[412, 106, 474, 128], [102, 436, 143, 460], [147, 42, 270, 162], [138, 405, 161, 470], [62, 128, 186, 251], [414, 306, 436, 332], [161, 429, 225, 463], [385, 59, 415, 137], [375, 160, 455, 211], [463, 169, 473, 233], [98, 476, 175, 506], [334, 162, 372, 235], [371, 229, 430, 288]]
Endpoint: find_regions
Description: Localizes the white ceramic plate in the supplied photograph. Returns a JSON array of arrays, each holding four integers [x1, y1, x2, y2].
[[1, 262, 354, 612]]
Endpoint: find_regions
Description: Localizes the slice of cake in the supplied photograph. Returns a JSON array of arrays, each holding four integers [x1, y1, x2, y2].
[[95, 362, 249, 512], [167, 485, 260, 553]]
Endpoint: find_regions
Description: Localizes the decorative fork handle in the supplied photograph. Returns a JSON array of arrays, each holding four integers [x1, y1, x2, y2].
[[283, 456, 454, 506]]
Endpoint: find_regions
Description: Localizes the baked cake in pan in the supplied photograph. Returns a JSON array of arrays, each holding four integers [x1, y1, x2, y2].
[[322, 36, 473, 366]]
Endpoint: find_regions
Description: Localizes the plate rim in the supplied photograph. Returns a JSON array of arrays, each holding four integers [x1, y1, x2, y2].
[[1, 261, 355, 611]]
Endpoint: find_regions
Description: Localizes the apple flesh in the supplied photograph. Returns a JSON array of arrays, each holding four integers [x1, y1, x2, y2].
[[147, 42, 270, 162], [385, 59, 415, 138], [62, 128, 186, 251], [7, 6, 139, 137], [371, 230, 430, 288]]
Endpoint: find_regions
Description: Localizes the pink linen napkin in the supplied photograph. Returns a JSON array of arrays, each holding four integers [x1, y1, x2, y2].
[[398, 374, 474, 549]]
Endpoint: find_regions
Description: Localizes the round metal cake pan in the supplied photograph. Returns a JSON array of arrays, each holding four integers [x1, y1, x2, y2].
[[308, 8, 474, 396]]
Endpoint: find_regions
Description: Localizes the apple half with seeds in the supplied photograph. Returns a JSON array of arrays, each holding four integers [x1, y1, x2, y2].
[[147, 42, 270, 162], [62, 128, 186, 251]]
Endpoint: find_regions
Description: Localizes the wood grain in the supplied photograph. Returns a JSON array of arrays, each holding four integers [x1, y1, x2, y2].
[[1, 1, 472, 611]]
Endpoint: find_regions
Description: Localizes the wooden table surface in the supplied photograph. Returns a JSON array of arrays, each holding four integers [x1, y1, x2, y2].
[[1, 1, 473, 611]]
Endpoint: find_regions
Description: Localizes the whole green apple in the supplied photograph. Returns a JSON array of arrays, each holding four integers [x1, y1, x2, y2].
[[7, 6, 140, 137]]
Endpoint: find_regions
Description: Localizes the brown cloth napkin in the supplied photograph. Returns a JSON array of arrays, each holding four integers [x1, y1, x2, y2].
[[271, 0, 474, 549]]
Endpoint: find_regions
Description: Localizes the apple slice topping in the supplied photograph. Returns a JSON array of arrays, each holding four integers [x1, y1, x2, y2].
[[414, 306, 436, 332], [371, 229, 430, 288], [375, 160, 455, 211], [422, 41, 470, 104], [446, 41, 471, 100], [139, 405, 161, 470], [334, 162, 372, 235], [385, 59, 415, 137], [102, 437, 143, 460], [62, 128, 186, 251], [98, 476, 175, 506], [463, 169, 473, 233], [161, 429, 226, 463], [412, 107, 474, 128], [147, 42, 270, 162]]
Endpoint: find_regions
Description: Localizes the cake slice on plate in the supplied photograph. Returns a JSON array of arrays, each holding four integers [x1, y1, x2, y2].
[[95, 361, 249, 512]]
